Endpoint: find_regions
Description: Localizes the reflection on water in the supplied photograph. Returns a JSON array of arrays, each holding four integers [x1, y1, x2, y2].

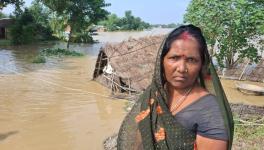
[[0, 29, 171, 150]]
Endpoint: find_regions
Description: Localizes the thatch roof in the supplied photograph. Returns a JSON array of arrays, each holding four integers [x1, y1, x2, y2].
[[93, 35, 164, 93], [247, 59, 264, 82], [221, 58, 264, 82]]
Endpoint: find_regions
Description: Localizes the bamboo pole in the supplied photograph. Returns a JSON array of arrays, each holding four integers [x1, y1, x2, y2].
[[102, 74, 137, 92], [128, 78, 131, 95], [239, 60, 250, 80], [111, 73, 114, 94]]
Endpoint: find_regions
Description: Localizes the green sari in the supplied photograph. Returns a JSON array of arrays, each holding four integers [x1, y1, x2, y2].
[[117, 29, 234, 150]]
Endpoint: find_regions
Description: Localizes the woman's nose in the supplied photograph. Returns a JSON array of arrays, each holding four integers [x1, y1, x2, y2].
[[176, 59, 187, 73]]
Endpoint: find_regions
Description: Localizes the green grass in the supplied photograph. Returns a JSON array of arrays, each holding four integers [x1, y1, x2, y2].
[[233, 113, 264, 149], [32, 55, 46, 63], [40, 48, 84, 57], [32, 48, 84, 63]]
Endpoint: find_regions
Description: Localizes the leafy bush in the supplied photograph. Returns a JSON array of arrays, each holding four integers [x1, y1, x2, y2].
[[32, 55, 46, 63], [10, 7, 55, 45], [70, 32, 94, 43], [10, 9, 37, 45], [32, 48, 83, 63], [40, 48, 84, 56]]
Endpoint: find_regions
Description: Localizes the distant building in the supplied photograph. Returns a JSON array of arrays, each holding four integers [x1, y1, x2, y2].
[[0, 18, 14, 39]]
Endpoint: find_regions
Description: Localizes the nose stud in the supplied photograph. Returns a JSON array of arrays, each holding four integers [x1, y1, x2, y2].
[[185, 69, 188, 73]]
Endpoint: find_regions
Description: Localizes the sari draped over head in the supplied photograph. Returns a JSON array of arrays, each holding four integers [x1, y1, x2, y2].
[[117, 26, 234, 150]]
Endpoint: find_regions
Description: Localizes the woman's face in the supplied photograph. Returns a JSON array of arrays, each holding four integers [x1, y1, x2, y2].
[[163, 36, 202, 90]]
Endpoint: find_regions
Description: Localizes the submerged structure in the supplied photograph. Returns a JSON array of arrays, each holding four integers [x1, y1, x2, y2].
[[93, 35, 164, 95]]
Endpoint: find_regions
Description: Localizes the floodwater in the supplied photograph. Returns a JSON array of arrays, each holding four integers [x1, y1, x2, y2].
[[0, 28, 172, 150], [221, 79, 264, 106], [0, 47, 127, 150], [0, 28, 263, 150]]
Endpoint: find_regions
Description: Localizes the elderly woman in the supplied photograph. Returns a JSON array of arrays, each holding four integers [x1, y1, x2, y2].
[[117, 25, 234, 150]]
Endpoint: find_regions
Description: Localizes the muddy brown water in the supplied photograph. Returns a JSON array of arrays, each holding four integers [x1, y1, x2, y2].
[[221, 79, 264, 106], [0, 29, 172, 150], [0, 28, 263, 150]]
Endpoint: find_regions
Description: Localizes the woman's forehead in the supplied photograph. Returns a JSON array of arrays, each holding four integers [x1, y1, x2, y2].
[[167, 38, 200, 56]]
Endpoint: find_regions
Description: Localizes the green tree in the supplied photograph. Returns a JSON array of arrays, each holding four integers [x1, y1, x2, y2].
[[0, 0, 24, 15], [48, 13, 67, 40], [184, 0, 264, 68], [0, 0, 23, 9], [28, 1, 54, 40], [118, 10, 150, 30], [41, 0, 109, 48], [100, 11, 150, 31], [98, 14, 120, 31], [10, 9, 37, 44], [9, 1, 55, 45]]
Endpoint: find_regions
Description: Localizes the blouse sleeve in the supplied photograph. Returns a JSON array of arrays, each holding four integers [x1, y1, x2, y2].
[[196, 95, 228, 141]]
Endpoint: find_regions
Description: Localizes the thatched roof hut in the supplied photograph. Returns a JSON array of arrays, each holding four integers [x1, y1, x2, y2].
[[93, 35, 164, 94], [247, 59, 264, 82], [221, 57, 264, 82]]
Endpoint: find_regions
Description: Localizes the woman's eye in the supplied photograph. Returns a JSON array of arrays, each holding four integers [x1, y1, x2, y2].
[[170, 56, 180, 60], [187, 58, 197, 63]]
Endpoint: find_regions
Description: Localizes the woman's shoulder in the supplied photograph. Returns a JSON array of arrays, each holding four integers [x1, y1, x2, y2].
[[195, 94, 219, 108], [186, 86, 218, 109], [175, 94, 220, 119], [180, 94, 218, 112]]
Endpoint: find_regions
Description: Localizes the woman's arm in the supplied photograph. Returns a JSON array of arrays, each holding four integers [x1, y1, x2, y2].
[[196, 134, 227, 150]]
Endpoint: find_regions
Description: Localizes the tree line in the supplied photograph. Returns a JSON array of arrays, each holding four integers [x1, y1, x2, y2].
[[1, 0, 263, 69], [98, 10, 151, 31], [1, 0, 110, 48], [1, 0, 179, 47]]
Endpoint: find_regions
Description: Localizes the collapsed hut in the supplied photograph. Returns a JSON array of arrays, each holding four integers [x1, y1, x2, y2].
[[93, 35, 164, 96], [221, 58, 264, 82], [93, 35, 264, 97], [247, 59, 264, 82]]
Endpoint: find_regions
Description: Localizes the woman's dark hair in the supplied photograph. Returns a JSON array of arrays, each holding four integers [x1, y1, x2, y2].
[[161, 24, 210, 68]]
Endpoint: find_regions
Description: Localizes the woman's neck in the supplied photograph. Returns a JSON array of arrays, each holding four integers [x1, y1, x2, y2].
[[166, 83, 197, 101]]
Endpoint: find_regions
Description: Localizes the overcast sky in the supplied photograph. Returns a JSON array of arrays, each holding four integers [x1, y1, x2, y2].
[[1, 0, 191, 24]]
